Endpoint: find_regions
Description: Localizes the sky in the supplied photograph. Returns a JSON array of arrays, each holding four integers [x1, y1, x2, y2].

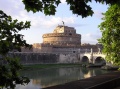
[[0, 0, 108, 45]]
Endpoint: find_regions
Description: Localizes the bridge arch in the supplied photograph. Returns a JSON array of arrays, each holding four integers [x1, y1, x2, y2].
[[94, 56, 106, 65], [80, 52, 106, 64], [81, 56, 89, 63]]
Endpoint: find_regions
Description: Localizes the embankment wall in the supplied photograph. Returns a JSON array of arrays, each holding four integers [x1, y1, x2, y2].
[[8, 53, 79, 64]]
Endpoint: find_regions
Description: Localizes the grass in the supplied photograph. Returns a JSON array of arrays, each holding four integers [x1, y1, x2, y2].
[[22, 63, 82, 71]]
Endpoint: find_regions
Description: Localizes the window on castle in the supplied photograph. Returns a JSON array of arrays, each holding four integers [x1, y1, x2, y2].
[[69, 33, 72, 35]]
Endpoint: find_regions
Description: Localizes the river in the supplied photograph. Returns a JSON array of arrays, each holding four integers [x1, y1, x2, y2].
[[15, 67, 113, 89]]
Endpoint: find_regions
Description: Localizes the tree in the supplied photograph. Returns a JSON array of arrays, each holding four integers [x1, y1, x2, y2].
[[98, 3, 120, 66], [0, 10, 31, 89], [0, 0, 120, 88], [22, 0, 119, 18]]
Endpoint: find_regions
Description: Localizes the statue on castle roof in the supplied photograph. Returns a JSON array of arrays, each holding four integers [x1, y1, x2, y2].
[[62, 21, 65, 26]]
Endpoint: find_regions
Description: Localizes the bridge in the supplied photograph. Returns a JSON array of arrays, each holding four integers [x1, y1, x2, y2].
[[78, 49, 106, 65], [7, 49, 106, 65]]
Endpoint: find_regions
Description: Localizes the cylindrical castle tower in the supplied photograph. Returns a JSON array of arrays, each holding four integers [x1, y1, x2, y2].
[[42, 25, 81, 48]]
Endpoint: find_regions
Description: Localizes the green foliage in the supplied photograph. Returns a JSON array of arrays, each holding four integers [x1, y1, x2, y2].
[[22, 0, 120, 18], [22, 0, 61, 15], [98, 3, 120, 65], [0, 10, 31, 89], [0, 10, 31, 54], [0, 57, 30, 89], [66, 0, 93, 18], [95, 0, 119, 5]]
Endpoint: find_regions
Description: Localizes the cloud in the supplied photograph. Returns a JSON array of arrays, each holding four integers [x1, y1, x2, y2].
[[0, 0, 78, 44], [34, 16, 76, 29], [60, 0, 66, 4], [67, 23, 88, 28], [0, 0, 22, 15], [81, 30, 102, 44], [14, 15, 76, 29], [0, 0, 76, 30]]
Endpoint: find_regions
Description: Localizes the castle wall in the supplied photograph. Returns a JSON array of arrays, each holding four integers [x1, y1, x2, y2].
[[7, 53, 79, 64], [53, 26, 76, 34], [21, 47, 33, 52], [43, 36, 80, 42], [33, 47, 53, 53], [43, 33, 81, 46], [59, 53, 79, 63], [52, 48, 79, 54]]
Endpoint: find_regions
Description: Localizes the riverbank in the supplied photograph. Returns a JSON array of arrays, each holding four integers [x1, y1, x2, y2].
[[43, 70, 120, 89], [22, 63, 82, 70]]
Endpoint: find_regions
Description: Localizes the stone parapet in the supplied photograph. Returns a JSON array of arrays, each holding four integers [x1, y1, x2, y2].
[[42, 33, 81, 38]]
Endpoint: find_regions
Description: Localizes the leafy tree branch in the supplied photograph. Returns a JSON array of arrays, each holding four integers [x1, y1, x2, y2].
[[22, 0, 120, 18], [0, 10, 31, 89]]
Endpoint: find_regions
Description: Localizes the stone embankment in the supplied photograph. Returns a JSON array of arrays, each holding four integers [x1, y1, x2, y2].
[[43, 71, 120, 89], [7, 52, 79, 64]]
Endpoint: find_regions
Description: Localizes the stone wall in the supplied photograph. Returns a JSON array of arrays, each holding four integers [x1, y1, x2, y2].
[[59, 53, 79, 63], [43, 33, 81, 45], [7, 52, 79, 65]]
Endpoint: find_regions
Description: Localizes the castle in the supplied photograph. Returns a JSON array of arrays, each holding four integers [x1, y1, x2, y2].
[[21, 25, 102, 53]]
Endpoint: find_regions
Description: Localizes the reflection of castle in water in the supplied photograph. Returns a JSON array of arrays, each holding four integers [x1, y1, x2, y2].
[[20, 67, 109, 88], [21, 25, 102, 53]]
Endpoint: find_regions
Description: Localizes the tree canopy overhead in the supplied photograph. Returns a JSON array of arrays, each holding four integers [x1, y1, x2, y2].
[[22, 0, 119, 18]]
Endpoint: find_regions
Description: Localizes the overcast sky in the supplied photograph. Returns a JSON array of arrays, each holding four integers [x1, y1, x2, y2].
[[0, 0, 108, 45]]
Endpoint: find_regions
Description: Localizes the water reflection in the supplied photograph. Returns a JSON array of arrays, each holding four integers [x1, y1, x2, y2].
[[16, 67, 112, 89]]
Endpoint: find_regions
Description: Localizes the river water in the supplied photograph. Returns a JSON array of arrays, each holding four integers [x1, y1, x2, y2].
[[16, 67, 113, 89]]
